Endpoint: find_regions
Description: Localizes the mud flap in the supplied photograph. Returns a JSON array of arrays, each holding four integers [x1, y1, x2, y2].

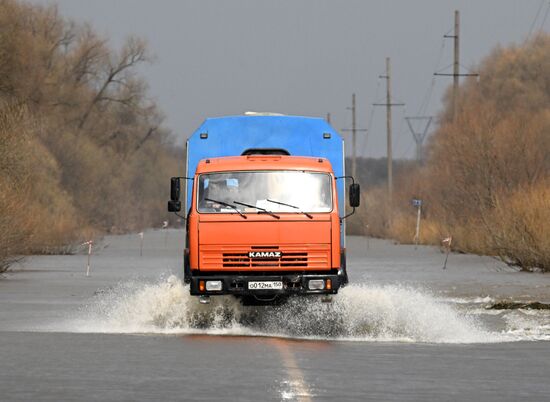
[[183, 225, 191, 284], [339, 250, 349, 286], [183, 252, 191, 284]]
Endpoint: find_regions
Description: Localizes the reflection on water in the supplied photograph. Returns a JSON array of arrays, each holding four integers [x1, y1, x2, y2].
[[57, 275, 550, 343]]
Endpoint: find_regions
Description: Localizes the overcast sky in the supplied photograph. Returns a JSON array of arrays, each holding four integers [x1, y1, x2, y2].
[[32, 0, 550, 158]]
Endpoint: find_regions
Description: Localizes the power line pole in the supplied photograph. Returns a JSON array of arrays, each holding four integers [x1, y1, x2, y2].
[[434, 10, 478, 121], [374, 58, 404, 209], [405, 116, 433, 162], [326, 112, 331, 124], [342, 93, 366, 179], [453, 9, 460, 119], [385, 59, 392, 204]]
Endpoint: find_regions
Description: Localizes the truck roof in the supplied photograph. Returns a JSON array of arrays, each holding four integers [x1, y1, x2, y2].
[[196, 155, 334, 174]]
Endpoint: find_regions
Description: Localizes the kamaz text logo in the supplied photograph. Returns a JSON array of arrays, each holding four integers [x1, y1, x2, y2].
[[248, 251, 282, 258]]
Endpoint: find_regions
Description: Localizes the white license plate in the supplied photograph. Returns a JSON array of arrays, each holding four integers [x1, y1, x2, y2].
[[248, 281, 283, 290]]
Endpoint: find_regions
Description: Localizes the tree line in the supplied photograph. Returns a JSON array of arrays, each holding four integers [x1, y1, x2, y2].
[[0, 0, 180, 271], [354, 35, 550, 271], [1, 0, 548, 273]]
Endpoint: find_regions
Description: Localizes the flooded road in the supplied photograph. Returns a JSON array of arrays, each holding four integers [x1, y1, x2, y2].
[[1, 230, 549, 401]]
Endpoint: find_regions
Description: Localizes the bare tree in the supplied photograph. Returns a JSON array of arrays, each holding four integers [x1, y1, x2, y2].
[[78, 36, 149, 129]]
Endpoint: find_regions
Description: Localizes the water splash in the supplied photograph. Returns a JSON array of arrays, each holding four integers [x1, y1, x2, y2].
[[500, 310, 550, 341], [57, 274, 533, 343], [71, 275, 245, 335]]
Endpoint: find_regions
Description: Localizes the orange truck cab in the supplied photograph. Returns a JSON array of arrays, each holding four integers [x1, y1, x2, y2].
[[168, 114, 360, 304]]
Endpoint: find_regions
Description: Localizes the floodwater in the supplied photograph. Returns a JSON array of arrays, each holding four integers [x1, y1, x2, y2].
[[1, 230, 549, 401]]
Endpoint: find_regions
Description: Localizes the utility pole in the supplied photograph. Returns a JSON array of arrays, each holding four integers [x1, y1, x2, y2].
[[351, 94, 358, 180], [434, 10, 478, 121], [326, 112, 331, 124], [405, 116, 433, 162], [385, 59, 392, 204], [374, 58, 404, 209], [342, 93, 366, 180], [453, 10, 460, 119]]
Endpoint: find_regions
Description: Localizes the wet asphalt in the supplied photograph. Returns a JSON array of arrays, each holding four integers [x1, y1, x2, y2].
[[1, 230, 549, 401]]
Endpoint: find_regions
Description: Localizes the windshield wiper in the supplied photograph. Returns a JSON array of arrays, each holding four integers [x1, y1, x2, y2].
[[266, 199, 313, 219], [233, 201, 280, 219], [204, 198, 247, 219]]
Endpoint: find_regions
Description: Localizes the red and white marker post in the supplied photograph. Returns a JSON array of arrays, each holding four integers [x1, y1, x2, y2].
[[81, 240, 93, 277], [442, 236, 452, 269]]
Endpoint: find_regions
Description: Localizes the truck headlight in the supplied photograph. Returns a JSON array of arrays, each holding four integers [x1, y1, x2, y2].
[[308, 279, 325, 290], [205, 280, 223, 291]]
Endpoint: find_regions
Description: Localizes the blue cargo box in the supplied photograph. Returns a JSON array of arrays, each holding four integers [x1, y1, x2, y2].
[[185, 115, 346, 243]]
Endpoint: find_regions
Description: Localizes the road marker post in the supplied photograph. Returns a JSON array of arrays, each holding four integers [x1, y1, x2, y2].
[[411, 199, 423, 248], [162, 221, 169, 247], [442, 236, 452, 269], [139, 232, 144, 257], [81, 240, 93, 277]]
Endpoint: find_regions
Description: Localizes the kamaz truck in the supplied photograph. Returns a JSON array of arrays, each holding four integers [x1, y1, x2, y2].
[[168, 114, 360, 304]]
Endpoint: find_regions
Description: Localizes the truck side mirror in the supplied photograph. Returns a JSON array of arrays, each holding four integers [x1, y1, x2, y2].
[[170, 177, 181, 201], [168, 200, 181, 212], [349, 183, 360, 207]]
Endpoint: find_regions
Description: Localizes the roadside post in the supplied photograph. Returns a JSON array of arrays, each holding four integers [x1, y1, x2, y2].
[[139, 232, 144, 257], [442, 236, 452, 269], [81, 240, 93, 277], [162, 220, 169, 247], [411, 199, 423, 248]]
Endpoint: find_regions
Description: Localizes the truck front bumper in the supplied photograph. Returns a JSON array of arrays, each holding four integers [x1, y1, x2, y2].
[[189, 272, 343, 297]]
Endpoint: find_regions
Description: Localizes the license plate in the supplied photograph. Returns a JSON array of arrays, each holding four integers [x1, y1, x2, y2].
[[248, 281, 283, 290]]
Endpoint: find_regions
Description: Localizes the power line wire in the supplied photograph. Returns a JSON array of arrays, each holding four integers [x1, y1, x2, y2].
[[459, 62, 477, 73], [434, 62, 455, 74], [399, 137, 416, 159], [420, 33, 449, 115], [409, 21, 457, 159], [405, 29, 449, 156], [361, 75, 382, 156], [392, 105, 408, 155], [418, 37, 446, 116], [537, 1, 550, 34], [526, 0, 545, 41]]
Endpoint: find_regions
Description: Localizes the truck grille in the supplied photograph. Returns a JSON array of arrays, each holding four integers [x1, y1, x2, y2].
[[199, 244, 330, 270], [222, 252, 308, 268]]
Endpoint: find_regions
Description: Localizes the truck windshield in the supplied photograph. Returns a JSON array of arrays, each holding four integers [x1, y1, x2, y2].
[[197, 171, 332, 213]]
